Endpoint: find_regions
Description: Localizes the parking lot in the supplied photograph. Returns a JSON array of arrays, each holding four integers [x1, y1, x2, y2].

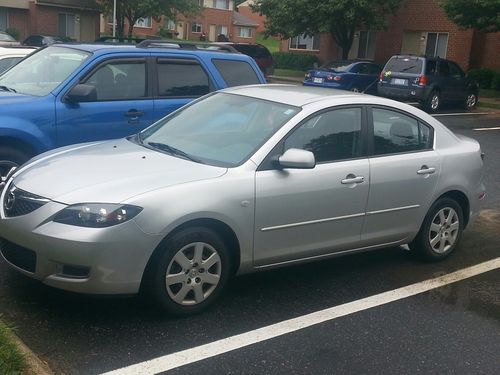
[[0, 110, 498, 374]]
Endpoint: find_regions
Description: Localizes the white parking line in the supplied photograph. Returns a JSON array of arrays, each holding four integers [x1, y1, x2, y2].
[[101, 258, 500, 375], [432, 112, 490, 117], [473, 127, 500, 131]]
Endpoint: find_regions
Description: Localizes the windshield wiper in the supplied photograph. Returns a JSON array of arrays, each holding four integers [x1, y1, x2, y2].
[[399, 65, 417, 73], [0, 85, 16, 93], [146, 142, 202, 163]]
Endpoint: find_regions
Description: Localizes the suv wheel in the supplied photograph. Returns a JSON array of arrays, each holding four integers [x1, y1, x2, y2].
[[150, 226, 230, 315], [425, 90, 441, 112], [464, 92, 477, 110], [0, 146, 30, 185], [409, 198, 463, 261]]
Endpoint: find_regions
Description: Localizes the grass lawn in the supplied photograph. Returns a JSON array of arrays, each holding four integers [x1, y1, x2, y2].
[[0, 320, 26, 375], [478, 101, 500, 110], [479, 89, 500, 98], [256, 33, 280, 53], [273, 68, 305, 77]]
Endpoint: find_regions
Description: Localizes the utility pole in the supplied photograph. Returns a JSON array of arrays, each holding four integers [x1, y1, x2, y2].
[[112, 0, 117, 37]]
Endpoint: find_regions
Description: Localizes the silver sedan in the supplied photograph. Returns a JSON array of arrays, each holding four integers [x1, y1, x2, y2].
[[0, 85, 486, 315]]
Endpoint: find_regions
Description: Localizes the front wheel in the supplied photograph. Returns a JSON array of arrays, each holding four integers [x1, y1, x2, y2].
[[464, 92, 477, 110], [424, 90, 441, 113], [0, 146, 30, 185], [150, 227, 231, 315], [409, 198, 464, 261]]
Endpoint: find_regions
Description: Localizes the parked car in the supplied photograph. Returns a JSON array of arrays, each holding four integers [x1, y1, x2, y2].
[[0, 32, 20, 47], [0, 40, 266, 181], [22, 35, 66, 47], [303, 60, 381, 94], [0, 46, 36, 75], [217, 42, 274, 76], [378, 55, 479, 112], [0, 85, 485, 315]]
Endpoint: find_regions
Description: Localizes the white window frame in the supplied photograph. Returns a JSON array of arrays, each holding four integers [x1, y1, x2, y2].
[[238, 27, 252, 38], [424, 32, 448, 58], [216, 25, 228, 36], [289, 34, 320, 51], [135, 17, 152, 28], [191, 23, 203, 33], [213, 0, 230, 10], [58, 13, 76, 38]]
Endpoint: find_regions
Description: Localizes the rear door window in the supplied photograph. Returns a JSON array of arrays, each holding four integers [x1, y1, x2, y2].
[[385, 57, 423, 74], [156, 58, 211, 97], [212, 59, 261, 86]]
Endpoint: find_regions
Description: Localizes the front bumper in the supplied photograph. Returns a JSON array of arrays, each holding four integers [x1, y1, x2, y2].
[[0, 200, 164, 295]]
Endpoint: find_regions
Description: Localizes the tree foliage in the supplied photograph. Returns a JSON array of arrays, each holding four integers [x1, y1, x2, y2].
[[252, 0, 403, 59], [96, 0, 201, 37], [440, 0, 500, 32]]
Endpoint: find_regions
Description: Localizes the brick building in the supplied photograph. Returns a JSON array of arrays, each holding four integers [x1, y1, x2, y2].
[[0, 0, 100, 42], [101, 0, 259, 44], [237, 0, 265, 34], [274, 0, 500, 71]]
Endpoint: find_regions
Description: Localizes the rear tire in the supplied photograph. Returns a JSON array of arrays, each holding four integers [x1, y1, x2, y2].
[[409, 198, 464, 262], [424, 90, 441, 113], [149, 226, 230, 316]]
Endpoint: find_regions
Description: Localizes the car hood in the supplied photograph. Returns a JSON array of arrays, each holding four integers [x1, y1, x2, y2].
[[12, 138, 227, 203], [0, 91, 38, 105]]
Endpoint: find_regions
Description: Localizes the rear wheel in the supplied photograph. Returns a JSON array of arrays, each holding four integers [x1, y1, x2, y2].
[[425, 90, 441, 113], [464, 92, 477, 110], [350, 86, 360, 93], [149, 226, 230, 315], [409, 198, 463, 261]]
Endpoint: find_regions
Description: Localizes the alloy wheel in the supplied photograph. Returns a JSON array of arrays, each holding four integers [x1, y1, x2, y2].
[[428, 207, 459, 254], [466, 93, 477, 109], [430, 94, 440, 110]]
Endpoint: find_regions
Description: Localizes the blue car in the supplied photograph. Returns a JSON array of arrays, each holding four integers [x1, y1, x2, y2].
[[303, 60, 381, 93], [0, 41, 266, 180]]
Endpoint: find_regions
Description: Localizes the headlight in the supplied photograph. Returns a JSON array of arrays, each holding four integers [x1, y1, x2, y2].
[[53, 203, 142, 228]]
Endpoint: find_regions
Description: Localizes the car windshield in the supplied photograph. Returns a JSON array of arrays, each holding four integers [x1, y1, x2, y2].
[[320, 61, 354, 72], [139, 93, 301, 167], [0, 33, 15, 42], [0, 46, 90, 96], [384, 57, 423, 74]]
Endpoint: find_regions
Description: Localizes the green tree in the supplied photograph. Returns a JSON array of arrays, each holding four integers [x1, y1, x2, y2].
[[252, 0, 403, 59], [97, 0, 201, 38], [440, 0, 500, 32]]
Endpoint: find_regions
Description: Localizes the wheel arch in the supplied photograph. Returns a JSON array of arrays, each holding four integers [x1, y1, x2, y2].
[[0, 136, 38, 158], [433, 190, 470, 228]]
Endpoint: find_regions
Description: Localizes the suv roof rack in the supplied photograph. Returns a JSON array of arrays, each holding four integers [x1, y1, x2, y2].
[[95, 36, 159, 44], [136, 39, 238, 53]]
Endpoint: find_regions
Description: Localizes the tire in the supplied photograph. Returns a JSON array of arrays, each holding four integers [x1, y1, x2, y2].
[[350, 86, 360, 93], [149, 226, 231, 315], [464, 92, 477, 111], [424, 90, 441, 113], [0, 146, 30, 182], [409, 198, 464, 262]]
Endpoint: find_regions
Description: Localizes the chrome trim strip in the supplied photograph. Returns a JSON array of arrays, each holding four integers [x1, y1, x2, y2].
[[261, 212, 366, 232], [366, 205, 420, 216], [255, 239, 406, 269], [17, 195, 50, 204]]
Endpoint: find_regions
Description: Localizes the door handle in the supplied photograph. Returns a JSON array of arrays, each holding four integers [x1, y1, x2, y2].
[[417, 165, 436, 175], [124, 110, 144, 118], [341, 174, 365, 184]]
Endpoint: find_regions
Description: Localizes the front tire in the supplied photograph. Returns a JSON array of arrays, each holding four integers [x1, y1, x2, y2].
[[150, 227, 230, 315], [425, 90, 441, 113], [409, 198, 464, 261], [464, 92, 477, 110], [0, 146, 30, 183]]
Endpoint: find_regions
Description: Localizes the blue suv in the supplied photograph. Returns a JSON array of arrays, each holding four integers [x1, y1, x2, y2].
[[0, 41, 266, 179]]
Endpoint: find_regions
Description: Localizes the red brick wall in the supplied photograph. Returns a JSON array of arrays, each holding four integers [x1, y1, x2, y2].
[[477, 32, 500, 70], [280, 34, 341, 65], [7, 8, 29, 41], [237, 5, 265, 33]]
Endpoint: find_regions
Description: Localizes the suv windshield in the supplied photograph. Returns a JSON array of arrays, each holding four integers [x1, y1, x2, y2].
[[0, 46, 90, 96], [139, 93, 300, 167], [384, 57, 423, 74]]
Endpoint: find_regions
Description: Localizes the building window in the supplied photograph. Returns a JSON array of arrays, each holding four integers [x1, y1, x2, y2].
[[0, 8, 8, 31], [166, 19, 176, 30], [135, 17, 152, 28], [192, 23, 203, 33], [213, 0, 230, 10], [425, 32, 448, 58], [289, 34, 320, 51], [216, 25, 228, 36], [198, 0, 204, 6], [357, 31, 376, 59], [238, 27, 252, 38], [58, 13, 76, 38]]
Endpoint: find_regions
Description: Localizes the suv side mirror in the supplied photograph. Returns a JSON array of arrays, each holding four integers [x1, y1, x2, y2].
[[65, 84, 97, 103], [278, 148, 315, 169]]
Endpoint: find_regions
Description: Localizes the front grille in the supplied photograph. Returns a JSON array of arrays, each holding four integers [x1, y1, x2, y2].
[[0, 238, 37, 273], [3, 186, 49, 217]]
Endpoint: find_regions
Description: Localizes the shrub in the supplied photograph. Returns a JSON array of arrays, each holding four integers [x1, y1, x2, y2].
[[272, 52, 318, 70], [4, 27, 20, 41], [491, 71, 500, 91], [467, 68, 495, 89]]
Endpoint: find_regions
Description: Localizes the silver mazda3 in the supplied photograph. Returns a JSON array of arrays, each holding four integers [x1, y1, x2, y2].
[[0, 85, 485, 315]]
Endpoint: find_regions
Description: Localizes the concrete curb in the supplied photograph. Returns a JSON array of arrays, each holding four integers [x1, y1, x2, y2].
[[7, 329, 53, 375]]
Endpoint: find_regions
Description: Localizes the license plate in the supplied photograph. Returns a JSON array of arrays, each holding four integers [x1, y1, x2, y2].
[[313, 77, 323, 83], [392, 78, 407, 85]]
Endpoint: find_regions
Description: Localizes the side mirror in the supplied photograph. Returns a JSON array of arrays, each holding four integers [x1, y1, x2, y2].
[[65, 84, 97, 103], [278, 148, 315, 169]]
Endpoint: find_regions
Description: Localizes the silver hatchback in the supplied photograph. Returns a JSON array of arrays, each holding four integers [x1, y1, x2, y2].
[[0, 85, 485, 315]]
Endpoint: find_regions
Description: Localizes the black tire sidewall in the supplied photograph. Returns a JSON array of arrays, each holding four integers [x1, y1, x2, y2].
[[411, 198, 464, 261], [151, 226, 230, 316]]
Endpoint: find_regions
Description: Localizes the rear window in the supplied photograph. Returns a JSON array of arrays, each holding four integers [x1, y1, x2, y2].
[[157, 58, 210, 97], [232, 44, 271, 58], [212, 59, 261, 86], [385, 57, 423, 74]]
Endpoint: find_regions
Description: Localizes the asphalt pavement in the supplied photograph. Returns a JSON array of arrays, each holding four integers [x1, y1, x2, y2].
[[0, 111, 499, 375]]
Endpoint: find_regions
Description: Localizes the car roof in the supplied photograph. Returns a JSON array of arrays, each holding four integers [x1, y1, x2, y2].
[[222, 84, 359, 107]]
